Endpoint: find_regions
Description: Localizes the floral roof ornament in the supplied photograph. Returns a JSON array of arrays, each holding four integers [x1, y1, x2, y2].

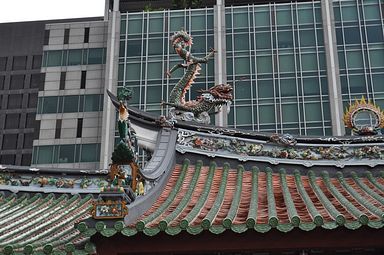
[[343, 96, 384, 136]]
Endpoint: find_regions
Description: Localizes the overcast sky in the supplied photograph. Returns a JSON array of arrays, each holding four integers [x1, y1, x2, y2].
[[0, 0, 105, 23]]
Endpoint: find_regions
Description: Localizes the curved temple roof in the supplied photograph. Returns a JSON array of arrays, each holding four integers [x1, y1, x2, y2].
[[81, 159, 384, 238]]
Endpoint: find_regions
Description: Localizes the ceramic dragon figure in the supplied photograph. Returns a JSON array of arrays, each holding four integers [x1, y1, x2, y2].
[[164, 30, 232, 124]]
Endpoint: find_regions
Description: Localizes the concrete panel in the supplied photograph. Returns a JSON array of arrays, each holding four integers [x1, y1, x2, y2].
[[39, 129, 55, 139], [44, 81, 60, 91], [83, 118, 100, 128], [61, 128, 77, 138], [40, 119, 56, 129], [81, 127, 99, 138], [45, 72, 61, 82], [61, 118, 77, 128], [69, 28, 84, 36], [66, 71, 81, 80]]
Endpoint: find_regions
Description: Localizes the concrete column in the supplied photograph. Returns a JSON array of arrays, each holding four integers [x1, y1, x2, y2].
[[214, 0, 228, 127], [100, 0, 120, 170], [321, 0, 345, 136]]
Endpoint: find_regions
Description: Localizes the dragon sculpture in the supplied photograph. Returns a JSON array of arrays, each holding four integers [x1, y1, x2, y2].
[[164, 30, 232, 123]]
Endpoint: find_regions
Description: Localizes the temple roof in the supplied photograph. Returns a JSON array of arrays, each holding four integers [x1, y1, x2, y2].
[[81, 158, 384, 238], [0, 192, 95, 254]]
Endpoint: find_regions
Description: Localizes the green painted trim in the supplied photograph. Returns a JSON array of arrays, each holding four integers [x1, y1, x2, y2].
[[180, 162, 216, 229], [201, 163, 230, 229], [337, 172, 384, 219], [322, 172, 367, 224], [223, 165, 244, 229], [246, 167, 259, 228], [137, 159, 190, 231], [294, 170, 323, 226], [307, 171, 345, 225], [279, 169, 300, 226], [159, 161, 203, 230]]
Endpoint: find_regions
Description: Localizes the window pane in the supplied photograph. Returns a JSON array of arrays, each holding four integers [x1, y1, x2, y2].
[[259, 105, 275, 123], [254, 11, 270, 27], [149, 18, 163, 32], [81, 144, 98, 162], [303, 78, 320, 95], [147, 62, 162, 79], [364, 4, 381, 20], [305, 103, 322, 121], [46, 51, 62, 67], [344, 27, 360, 44], [37, 146, 53, 164], [58, 145, 75, 163], [170, 17, 184, 32], [301, 53, 317, 71], [126, 63, 141, 80], [341, 6, 358, 21], [234, 34, 249, 51], [366, 26, 384, 43], [282, 104, 298, 123], [10, 75, 24, 90], [191, 16, 205, 30], [280, 79, 296, 97], [369, 49, 384, 67], [84, 95, 100, 111], [12, 56, 27, 70], [233, 13, 248, 28], [300, 30, 316, 47], [278, 31, 293, 48], [63, 95, 79, 113], [128, 19, 142, 34], [146, 86, 162, 103], [148, 39, 163, 55], [298, 9, 313, 24], [346, 51, 363, 69], [236, 106, 252, 125], [42, 96, 58, 113], [279, 55, 295, 72], [7, 94, 23, 109], [257, 56, 272, 73], [235, 81, 251, 99], [372, 73, 384, 93], [257, 80, 273, 98], [234, 57, 250, 74], [88, 48, 104, 64], [349, 75, 366, 93], [256, 32, 271, 49], [5, 114, 20, 129], [68, 49, 82, 65]]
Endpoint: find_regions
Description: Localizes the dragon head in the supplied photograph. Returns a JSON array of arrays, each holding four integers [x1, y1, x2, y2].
[[199, 84, 233, 105], [170, 30, 193, 50]]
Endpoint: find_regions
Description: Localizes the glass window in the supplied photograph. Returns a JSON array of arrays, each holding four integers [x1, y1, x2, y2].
[[276, 10, 292, 26], [344, 27, 361, 44], [349, 75, 366, 93], [235, 81, 251, 99], [278, 31, 293, 48], [257, 56, 272, 74], [84, 95, 100, 111], [280, 79, 297, 97], [170, 17, 184, 32], [58, 145, 75, 163], [257, 80, 273, 98], [30, 74, 42, 88], [364, 4, 381, 20], [68, 49, 82, 65], [149, 18, 163, 32], [2, 134, 18, 150], [279, 55, 295, 72], [191, 36, 206, 53], [37, 146, 54, 164], [0, 75, 4, 90], [128, 19, 142, 34], [63, 95, 79, 113], [147, 62, 162, 80], [256, 32, 271, 49], [301, 53, 317, 71], [372, 73, 384, 93], [28, 93, 38, 108], [298, 9, 313, 24], [366, 26, 383, 43], [46, 50, 62, 67], [259, 105, 275, 123], [5, 114, 20, 129], [282, 104, 298, 123], [12, 56, 27, 70], [42, 96, 58, 114], [0, 57, 7, 71], [234, 34, 249, 51], [10, 75, 25, 90], [299, 30, 316, 47], [303, 78, 320, 95], [0, 154, 15, 165], [126, 63, 141, 80], [234, 57, 250, 74], [236, 106, 252, 125], [341, 6, 358, 21], [305, 103, 322, 121], [26, 113, 37, 128], [81, 144, 98, 162], [369, 49, 384, 67], [148, 39, 163, 55], [346, 51, 363, 69], [254, 11, 270, 27], [127, 40, 142, 57], [88, 48, 104, 64], [7, 94, 23, 109], [146, 86, 162, 103], [191, 15, 206, 30], [233, 13, 248, 28]]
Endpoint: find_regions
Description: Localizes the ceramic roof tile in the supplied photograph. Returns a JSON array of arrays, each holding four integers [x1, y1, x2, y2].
[[0, 193, 94, 254], [101, 160, 384, 237]]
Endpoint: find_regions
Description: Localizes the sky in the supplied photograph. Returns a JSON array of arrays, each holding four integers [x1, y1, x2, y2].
[[0, 0, 105, 23]]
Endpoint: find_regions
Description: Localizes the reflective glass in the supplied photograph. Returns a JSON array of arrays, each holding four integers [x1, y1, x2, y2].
[[126, 63, 141, 80], [58, 145, 75, 163], [84, 95, 100, 111], [37, 146, 54, 164], [81, 144, 98, 162], [68, 49, 82, 65], [46, 51, 62, 67], [63, 95, 79, 113], [88, 48, 104, 64], [42, 96, 58, 114]]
